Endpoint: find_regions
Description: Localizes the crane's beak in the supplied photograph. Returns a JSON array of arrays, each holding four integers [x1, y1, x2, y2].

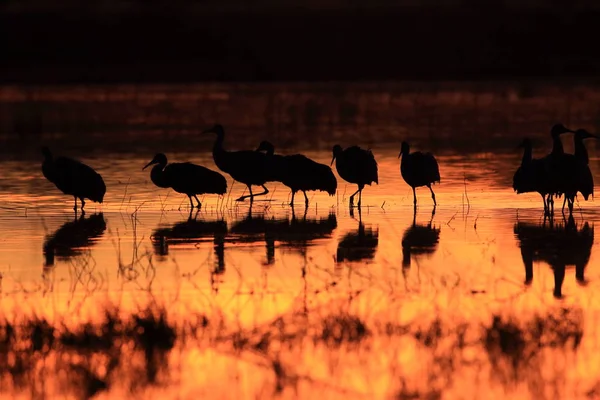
[[142, 160, 155, 170], [398, 151, 403, 159], [330, 155, 336, 166]]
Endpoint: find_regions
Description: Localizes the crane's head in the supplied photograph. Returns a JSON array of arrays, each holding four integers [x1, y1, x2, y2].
[[573, 129, 599, 140], [143, 153, 168, 170], [202, 124, 224, 136], [550, 123, 574, 138], [256, 140, 275, 155], [398, 141, 410, 158], [331, 144, 343, 166], [41, 146, 52, 160]]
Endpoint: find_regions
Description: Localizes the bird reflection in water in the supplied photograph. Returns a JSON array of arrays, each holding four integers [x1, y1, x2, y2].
[[151, 210, 227, 275], [514, 215, 593, 298], [336, 207, 379, 263], [401, 211, 440, 268], [43, 213, 107, 267], [229, 206, 337, 266]]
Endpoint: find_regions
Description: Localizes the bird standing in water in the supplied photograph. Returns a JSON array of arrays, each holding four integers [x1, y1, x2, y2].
[[399, 141, 440, 210], [561, 128, 597, 213], [41, 146, 106, 213], [143, 153, 227, 210], [513, 138, 552, 215], [540, 123, 575, 213], [331, 145, 378, 207], [256, 141, 337, 207], [203, 124, 270, 203]]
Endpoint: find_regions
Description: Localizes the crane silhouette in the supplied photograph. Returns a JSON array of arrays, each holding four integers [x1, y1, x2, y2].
[[41, 147, 106, 213], [401, 211, 440, 268], [399, 141, 440, 210], [336, 208, 379, 263], [143, 153, 227, 210], [560, 128, 597, 213], [203, 124, 270, 203], [43, 213, 106, 267], [152, 211, 227, 274], [513, 138, 553, 215], [331, 145, 378, 207], [540, 123, 576, 213], [515, 216, 593, 298], [256, 141, 336, 207]]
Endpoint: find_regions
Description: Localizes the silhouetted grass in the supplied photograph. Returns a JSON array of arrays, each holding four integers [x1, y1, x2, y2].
[[0, 300, 591, 398]]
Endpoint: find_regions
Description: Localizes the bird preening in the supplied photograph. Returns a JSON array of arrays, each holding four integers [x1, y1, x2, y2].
[[41, 146, 106, 213]]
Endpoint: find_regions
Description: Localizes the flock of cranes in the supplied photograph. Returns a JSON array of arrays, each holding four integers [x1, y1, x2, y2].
[[40, 123, 596, 216], [513, 123, 597, 216]]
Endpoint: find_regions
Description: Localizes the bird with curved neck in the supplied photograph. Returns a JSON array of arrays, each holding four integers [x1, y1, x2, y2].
[[143, 153, 227, 210], [331, 144, 378, 208], [399, 141, 440, 211], [202, 124, 269, 203], [256, 140, 337, 207], [41, 146, 106, 213]]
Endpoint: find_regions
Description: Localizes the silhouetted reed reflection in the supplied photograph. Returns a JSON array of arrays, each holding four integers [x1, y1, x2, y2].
[[151, 210, 227, 274], [401, 211, 440, 268], [514, 216, 594, 298], [43, 213, 106, 267], [336, 208, 379, 263]]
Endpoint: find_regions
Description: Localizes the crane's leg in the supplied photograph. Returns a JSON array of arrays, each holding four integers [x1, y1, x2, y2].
[[194, 195, 202, 209], [568, 196, 574, 215], [541, 193, 548, 215], [290, 191, 295, 206], [358, 188, 363, 207], [427, 184, 437, 206], [349, 187, 360, 207], [236, 185, 255, 202], [412, 187, 417, 207], [254, 185, 269, 198], [80, 198, 86, 212], [188, 195, 194, 210], [73, 196, 77, 211], [303, 191, 309, 208]]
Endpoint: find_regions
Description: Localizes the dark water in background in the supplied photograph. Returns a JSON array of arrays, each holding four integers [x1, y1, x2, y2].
[[1, 82, 600, 399]]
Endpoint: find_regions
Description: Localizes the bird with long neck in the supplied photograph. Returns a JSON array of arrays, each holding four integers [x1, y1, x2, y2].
[[203, 124, 269, 203], [513, 138, 551, 214], [562, 129, 598, 212], [544, 123, 575, 213], [143, 153, 171, 189], [398, 141, 440, 210], [143, 153, 227, 210]]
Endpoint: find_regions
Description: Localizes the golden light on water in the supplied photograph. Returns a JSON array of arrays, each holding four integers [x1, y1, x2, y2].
[[2, 83, 600, 398]]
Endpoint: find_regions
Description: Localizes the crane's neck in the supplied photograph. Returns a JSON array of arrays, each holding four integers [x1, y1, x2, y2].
[[574, 137, 589, 164], [150, 163, 170, 188], [551, 135, 564, 155], [521, 143, 532, 166], [212, 132, 228, 168]]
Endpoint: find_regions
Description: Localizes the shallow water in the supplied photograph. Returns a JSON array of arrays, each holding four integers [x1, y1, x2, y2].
[[1, 83, 600, 399]]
